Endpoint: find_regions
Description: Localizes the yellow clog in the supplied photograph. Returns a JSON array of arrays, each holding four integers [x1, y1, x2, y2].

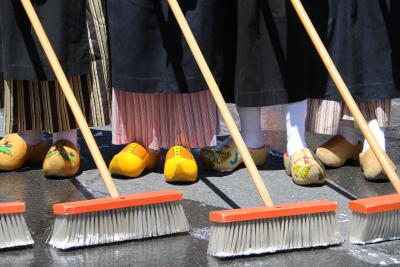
[[164, 146, 198, 182], [43, 140, 80, 177], [109, 143, 160, 178], [0, 134, 48, 171]]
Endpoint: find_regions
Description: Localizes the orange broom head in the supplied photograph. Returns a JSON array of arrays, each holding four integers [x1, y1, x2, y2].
[[208, 200, 340, 257], [349, 194, 400, 214], [349, 194, 400, 244], [49, 190, 190, 249], [0, 202, 25, 214], [53, 190, 183, 215], [0, 202, 34, 249], [210, 200, 338, 223]]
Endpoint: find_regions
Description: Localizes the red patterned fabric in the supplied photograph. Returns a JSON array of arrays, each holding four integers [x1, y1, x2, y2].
[[112, 88, 219, 150]]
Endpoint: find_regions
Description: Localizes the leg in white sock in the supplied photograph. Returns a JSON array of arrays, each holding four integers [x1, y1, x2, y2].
[[237, 106, 264, 149], [53, 129, 78, 147], [362, 119, 385, 153], [337, 120, 357, 145], [19, 130, 43, 145], [284, 100, 307, 156]]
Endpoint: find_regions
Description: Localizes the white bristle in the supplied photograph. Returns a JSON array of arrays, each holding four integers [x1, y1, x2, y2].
[[208, 212, 341, 257], [349, 210, 400, 244], [0, 213, 34, 249], [48, 201, 189, 249]]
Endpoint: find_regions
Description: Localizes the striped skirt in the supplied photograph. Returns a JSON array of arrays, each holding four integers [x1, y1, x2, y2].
[[1, 0, 110, 134], [306, 99, 391, 135], [112, 88, 219, 149]]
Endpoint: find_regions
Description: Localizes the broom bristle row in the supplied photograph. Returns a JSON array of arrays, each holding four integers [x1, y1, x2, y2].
[[208, 211, 340, 257], [48, 201, 189, 249], [349, 210, 400, 244], [0, 213, 34, 249]]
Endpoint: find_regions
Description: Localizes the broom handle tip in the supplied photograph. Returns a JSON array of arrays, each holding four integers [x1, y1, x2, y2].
[[167, 0, 274, 206], [20, 0, 120, 198]]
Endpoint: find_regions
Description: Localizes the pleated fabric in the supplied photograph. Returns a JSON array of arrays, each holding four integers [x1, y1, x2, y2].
[[112, 89, 219, 149], [107, 0, 224, 149], [306, 99, 391, 135], [306, 0, 398, 135]]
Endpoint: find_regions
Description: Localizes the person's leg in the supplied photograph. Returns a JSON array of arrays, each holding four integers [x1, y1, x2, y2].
[[283, 100, 325, 185], [338, 120, 357, 145], [19, 130, 44, 145], [284, 100, 307, 156], [362, 119, 385, 153], [359, 119, 394, 180], [52, 129, 78, 147], [199, 106, 269, 172], [237, 107, 264, 149]]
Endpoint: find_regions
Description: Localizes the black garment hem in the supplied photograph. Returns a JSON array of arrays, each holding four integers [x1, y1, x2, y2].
[[235, 87, 294, 107], [112, 73, 223, 94], [311, 82, 400, 102], [2, 59, 90, 81]]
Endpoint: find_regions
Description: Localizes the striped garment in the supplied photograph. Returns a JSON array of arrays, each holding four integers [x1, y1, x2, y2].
[[112, 88, 219, 150], [1, 0, 110, 134], [306, 99, 391, 135]]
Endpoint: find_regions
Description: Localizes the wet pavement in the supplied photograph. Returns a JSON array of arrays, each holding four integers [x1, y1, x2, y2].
[[1, 102, 400, 266]]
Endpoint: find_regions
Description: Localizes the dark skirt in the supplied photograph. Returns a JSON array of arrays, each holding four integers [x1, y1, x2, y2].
[[234, 0, 328, 107], [106, 0, 225, 94], [234, 0, 400, 107], [0, 0, 90, 81], [314, 0, 400, 101], [1, 0, 111, 134]]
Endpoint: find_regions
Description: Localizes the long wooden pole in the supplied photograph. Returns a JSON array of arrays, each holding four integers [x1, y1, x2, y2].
[[20, 0, 119, 198], [290, 0, 400, 193], [167, 0, 273, 206]]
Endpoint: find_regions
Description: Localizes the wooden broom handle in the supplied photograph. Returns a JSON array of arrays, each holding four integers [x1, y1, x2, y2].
[[20, 0, 120, 198], [167, 0, 274, 206], [290, 0, 400, 193]]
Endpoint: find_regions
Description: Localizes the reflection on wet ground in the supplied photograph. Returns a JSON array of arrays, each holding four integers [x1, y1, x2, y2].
[[1, 149, 400, 266], [0, 169, 212, 267], [1, 104, 400, 266]]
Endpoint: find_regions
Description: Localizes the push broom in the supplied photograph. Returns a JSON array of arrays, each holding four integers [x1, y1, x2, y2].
[[0, 202, 34, 249], [20, 0, 189, 249], [167, 0, 340, 257], [289, 0, 400, 244]]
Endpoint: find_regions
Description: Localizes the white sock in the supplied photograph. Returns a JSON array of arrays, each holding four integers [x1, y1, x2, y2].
[[19, 130, 43, 145], [338, 120, 357, 145], [284, 100, 307, 156], [237, 106, 264, 149], [362, 119, 385, 153], [53, 129, 78, 147]]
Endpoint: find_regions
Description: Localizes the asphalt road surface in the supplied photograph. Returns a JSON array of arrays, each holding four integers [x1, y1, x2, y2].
[[1, 101, 400, 267]]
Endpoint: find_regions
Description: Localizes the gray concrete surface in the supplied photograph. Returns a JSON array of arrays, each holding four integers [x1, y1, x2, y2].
[[1, 101, 400, 266]]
